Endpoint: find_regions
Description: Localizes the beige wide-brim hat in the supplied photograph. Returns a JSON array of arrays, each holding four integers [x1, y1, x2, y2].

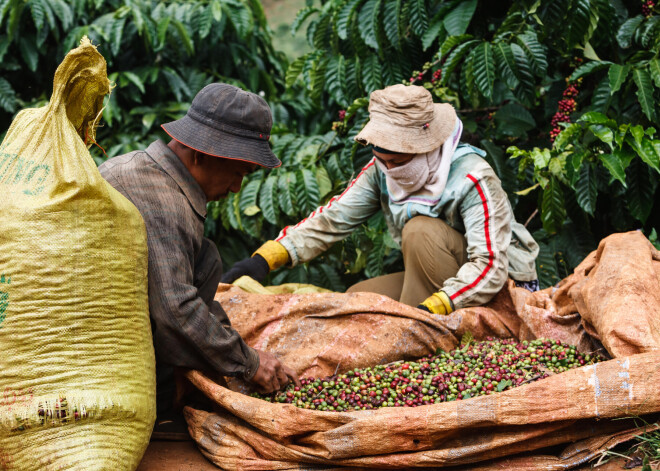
[[355, 84, 457, 154]]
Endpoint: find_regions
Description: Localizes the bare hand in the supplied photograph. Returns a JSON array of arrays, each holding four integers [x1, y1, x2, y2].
[[249, 350, 300, 393]]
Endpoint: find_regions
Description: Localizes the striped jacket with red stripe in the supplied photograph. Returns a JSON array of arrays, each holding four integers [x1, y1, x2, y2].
[[276, 144, 539, 309]]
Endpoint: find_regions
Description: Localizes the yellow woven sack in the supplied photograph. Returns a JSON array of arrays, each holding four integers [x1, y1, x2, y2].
[[0, 38, 155, 470]]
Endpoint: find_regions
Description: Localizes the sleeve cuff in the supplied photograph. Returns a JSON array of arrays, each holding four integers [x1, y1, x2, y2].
[[242, 347, 260, 381], [253, 240, 291, 271]]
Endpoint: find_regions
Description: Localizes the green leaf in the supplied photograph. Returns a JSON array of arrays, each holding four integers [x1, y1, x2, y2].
[[296, 168, 321, 214], [590, 76, 613, 113], [383, 0, 401, 50], [285, 53, 307, 88], [439, 34, 473, 60], [567, 0, 590, 48], [172, 19, 194, 56], [156, 17, 171, 49], [588, 124, 614, 149], [326, 55, 347, 105], [575, 162, 598, 215], [211, 0, 222, 22], [409, 0, 428, 37], [291, 5, 318, 34], [494, 103, 536, 137], [627, 134, 660, 173], [649, 58, 660, 88], [582, 41, 600, 61], [361, 54, 382, 93], [632, 68, 656, 121], [473, 42, 496, 99], [162, 67, 191, 102], [516, 30, 547, 77], [122, 71, 145, 94], [110, 16, 127, 56], [569, 60, 611, 81], [239, 177, 262, 214], [316, 166, 333, 198], [443, 0, 477, 36], [19, 37, 39, 72], [50, 0, 73, 30], [553, 123, 583, 151], [309, 263, 343, 291], [259, 175, 279, 225], [440, 39, 479, 86], [541, 176, 566, 234], [626, 158, 658, 224], [0, 77, 16, 113], [142, 113, 156, 130], [365, 234, 386, 278], [493, 42, 519, 90], [195, 4, 214, 39], [607, 64, 631, 95], [598, 153, 627, 186], [224, 1, 253, 39], [422, 9, 444, 51], [337, 0, 361, 40], [640, 14, 660, 48], [358, 0, 381, 51], [515, 182, 540, 196], [616, 15, 644, 49], [29, 0, 45, 30], [278, 172, 297, 217], [222, 192, 242, 231], [510, 42, 535, 104], [496, 379, 512, 392]]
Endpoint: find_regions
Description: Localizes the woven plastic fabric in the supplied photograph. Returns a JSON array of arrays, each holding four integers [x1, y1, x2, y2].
[[186, 231, 660, 470], [0, 38, 155, 470]]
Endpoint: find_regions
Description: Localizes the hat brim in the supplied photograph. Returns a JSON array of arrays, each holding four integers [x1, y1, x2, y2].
[[162, 115, 281, 169], [355, 103, 456, 154]]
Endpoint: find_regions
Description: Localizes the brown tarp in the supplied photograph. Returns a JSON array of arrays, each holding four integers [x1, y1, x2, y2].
[[185, 231, 660, 469]]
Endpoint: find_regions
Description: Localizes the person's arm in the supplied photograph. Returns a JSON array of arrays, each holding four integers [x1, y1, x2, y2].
[[222, 159, 382, 282], [424, 173, 511, 312], [146, 196, 261, 379]]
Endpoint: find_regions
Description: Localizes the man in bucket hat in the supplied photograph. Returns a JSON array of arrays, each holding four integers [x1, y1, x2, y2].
[[223, 84, 539, 314], [99, 83, 299, 434]]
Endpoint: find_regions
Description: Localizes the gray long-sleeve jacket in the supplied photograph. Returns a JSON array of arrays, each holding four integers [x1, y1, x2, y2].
[[99, 140, 259, 379], [277, 144, 539, 309]]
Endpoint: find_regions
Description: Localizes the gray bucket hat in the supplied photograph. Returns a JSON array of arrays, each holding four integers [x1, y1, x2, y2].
[[355, 84, 457, 154], [162, 83, 281, 168]]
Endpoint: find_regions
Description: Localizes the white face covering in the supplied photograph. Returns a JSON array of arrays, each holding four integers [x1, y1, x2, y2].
[[375, 154, 430, 194], [376, 118, 463, 205]]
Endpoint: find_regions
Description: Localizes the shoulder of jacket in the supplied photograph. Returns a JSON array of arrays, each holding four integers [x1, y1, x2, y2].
[[450, 153, 497, 183]]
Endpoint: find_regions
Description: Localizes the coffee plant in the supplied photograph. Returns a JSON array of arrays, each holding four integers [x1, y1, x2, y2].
[[0, 0, 288, 159], [228, 0, 660, 289], [252, 337, 605, 411]]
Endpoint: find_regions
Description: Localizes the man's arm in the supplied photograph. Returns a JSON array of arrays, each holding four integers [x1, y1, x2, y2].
[[145, 195, 260, 379]]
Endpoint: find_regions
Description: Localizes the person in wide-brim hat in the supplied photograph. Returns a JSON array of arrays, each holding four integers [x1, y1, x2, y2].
[[99, 83, 299, 440], [224, 83, 540, 319], [355, 83, 457, 154]]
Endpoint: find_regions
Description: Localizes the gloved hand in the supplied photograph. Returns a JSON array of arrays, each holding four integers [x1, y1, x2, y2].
[[221, 254, 269, 284], [417, 291, 454, 315]]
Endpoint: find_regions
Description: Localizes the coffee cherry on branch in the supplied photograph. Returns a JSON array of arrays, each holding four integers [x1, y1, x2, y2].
[[250, 338, 605, 411], [642, 0, 655, 17], [550, 77, 581, 143]]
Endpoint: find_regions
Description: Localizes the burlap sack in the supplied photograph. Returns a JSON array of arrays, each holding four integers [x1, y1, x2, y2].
[[185, 231, 659, 470], [0, 38, 155, 470]]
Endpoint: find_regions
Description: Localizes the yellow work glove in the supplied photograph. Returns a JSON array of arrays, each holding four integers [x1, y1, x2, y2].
[[253, 240, 290, 271], [417, 291, 454, 315]]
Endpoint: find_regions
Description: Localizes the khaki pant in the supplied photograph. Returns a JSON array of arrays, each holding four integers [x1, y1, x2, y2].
[[347, 216, 468, 307]]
